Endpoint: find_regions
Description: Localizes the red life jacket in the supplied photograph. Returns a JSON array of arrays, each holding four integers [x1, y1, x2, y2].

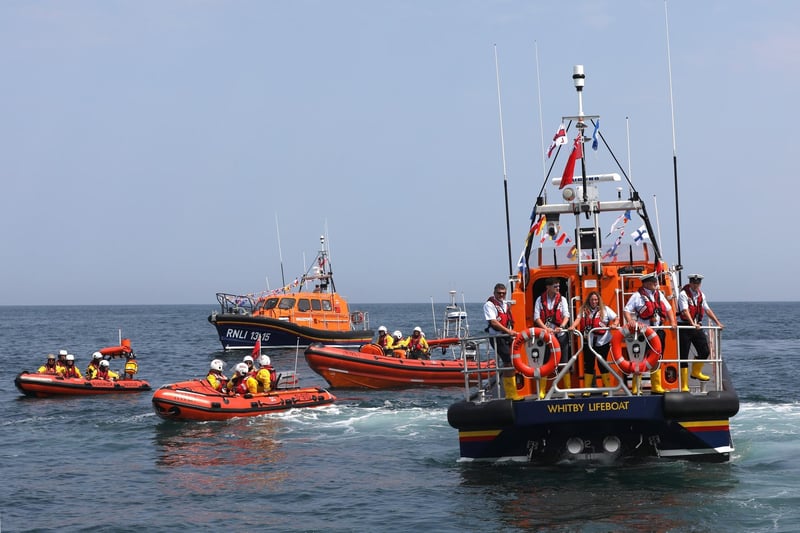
[[232, 376, 248, 395], [581, 307, 607, 337], [538, 293, 564, 326], [487, 296, 513, 330], [63, 365, 80, 378], [636, 288, 669, 322], [408, 336, 426, 352], [266, 366, 277, 389], [681, 285, 705, 323], [377, 335, 389, 348]]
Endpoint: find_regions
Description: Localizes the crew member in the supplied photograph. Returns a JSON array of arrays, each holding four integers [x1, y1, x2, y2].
[[404, 327, 430, 360], [86, 352, 104, 380], [623, 272, 676, 394], [484, 283, 520, 400], [207, 359, 227, 392], [533, 278, 572, 397], [95, 359, 119, 381], [61, 354, 83, 379], [255, 354, 276, 392], [38, 353, 58, 374], [677, 273, 724, 391], [123, 353, 138, 380], [227, 363, 258, 395]]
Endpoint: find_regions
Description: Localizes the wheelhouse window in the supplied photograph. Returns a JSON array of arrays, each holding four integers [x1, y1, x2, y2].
[[321, 300, 332, 311], [297, 299, 311, 312], [311, 299, 322, 311], [278, 298, 296, 310], [256, 297, 279, 311]]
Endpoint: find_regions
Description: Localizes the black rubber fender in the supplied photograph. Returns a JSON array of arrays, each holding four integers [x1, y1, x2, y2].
[[447, 399, 515, 430]]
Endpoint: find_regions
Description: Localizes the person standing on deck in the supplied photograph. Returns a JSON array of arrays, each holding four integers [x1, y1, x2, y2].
[[569, 291, 618, 397], [677, 274, 724, 391], [533, 278, 572, 397], [484, 283, 520, 400], [623, 272, 676, 394]]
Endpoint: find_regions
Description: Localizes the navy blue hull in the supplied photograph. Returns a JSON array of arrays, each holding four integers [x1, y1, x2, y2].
[[448, 392, 738, 464], [208, 314, 374, 350]]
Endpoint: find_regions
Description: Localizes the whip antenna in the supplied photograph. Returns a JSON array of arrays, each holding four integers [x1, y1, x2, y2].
[[664, 0, 683, 283], [494, 44, 514, 278]]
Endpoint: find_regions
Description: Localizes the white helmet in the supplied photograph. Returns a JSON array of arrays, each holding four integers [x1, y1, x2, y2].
[[259, 355, 271, 367], [92, 351, 103, 360], [413, 326, 422, 333], [243, 355, 254, 364], [378, 325, 388, 333], [210, 359, 225, 372], [58, 349, 68, 357], [99, 360, 110, 368], [393, 330, 402, 339], [235, 362, 249, 374], [65, 354, 75, 361]]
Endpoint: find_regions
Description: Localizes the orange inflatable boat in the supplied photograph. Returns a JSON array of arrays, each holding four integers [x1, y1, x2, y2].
[[151, 378, 336, 421], [14, 372, 151, 398]]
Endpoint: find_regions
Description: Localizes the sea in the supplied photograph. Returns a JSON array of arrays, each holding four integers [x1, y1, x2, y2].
[[1, 301, 798, 533]]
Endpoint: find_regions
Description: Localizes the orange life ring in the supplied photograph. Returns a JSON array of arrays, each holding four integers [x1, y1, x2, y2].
[[610, 323, 662, 374], [511, 328, 559, 378], [351, 311, 364, 324]]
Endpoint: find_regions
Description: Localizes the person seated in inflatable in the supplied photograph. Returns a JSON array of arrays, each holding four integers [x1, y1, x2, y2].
[[227, 362, 258, 396], [85, 352, 104, 380], [55, 349, 69, 375], [94, 359, 118, 381], [123, 353, 138, 380], [376, 326, 396, 354], [60, 354, 83, 378], [404, 327, 431, 360], [206, 359, 227, 392], [390, 330, 408, 358], [242, 355, 256, 376], [254, 354, 276, 392], [37, 353, 58, 374]]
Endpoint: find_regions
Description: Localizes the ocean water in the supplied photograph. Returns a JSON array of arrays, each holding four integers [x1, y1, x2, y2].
[[1, 302, 798, 533]]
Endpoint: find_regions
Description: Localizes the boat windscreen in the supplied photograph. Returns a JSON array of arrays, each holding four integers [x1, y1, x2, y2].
[[278, 298, 296, 310]]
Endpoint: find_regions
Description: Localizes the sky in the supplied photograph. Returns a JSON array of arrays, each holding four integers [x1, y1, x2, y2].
[[1, 0, 796, 305]]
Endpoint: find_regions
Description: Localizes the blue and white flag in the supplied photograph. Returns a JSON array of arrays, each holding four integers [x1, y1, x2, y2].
[[517, 249, 527, 277], [632, 224, 649, 244], [591, 120, 600, 151]]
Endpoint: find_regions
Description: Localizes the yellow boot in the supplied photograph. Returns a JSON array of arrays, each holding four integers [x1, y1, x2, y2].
[[680, 367, 690, 392], [538, 377, 547, 399], [650, 370, 665, 394], [582, 373, 594, 397], [600, 373, 613, 396], [691, 362, 710, 381], [562, 373, 574, 398], [632, 374, 640, 395], [502, 376, 522, 400]]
